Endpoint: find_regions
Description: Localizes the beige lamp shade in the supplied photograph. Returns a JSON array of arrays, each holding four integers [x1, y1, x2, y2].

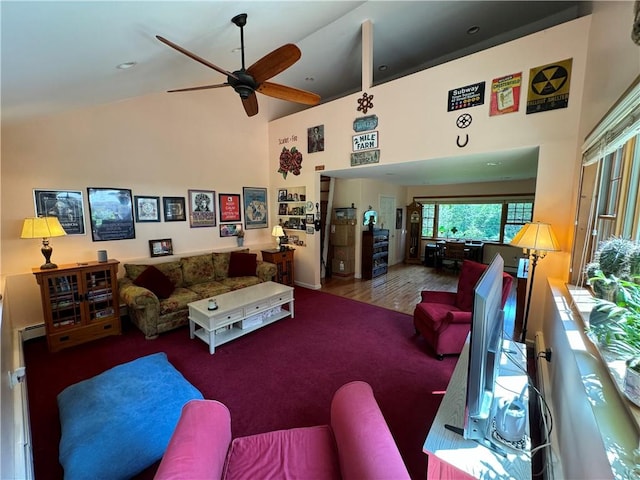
[[21, 216, 66, 269], [510, 221, 559, 343], [510, 222, 559, 254], [272, 225, 285, 238], [21, 216, 66, 239]]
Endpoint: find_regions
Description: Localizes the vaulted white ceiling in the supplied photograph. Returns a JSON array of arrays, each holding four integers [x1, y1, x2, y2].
[[1, 1, 588, 185]]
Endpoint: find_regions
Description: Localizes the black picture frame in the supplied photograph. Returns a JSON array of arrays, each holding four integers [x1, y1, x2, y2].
[[163, 197, 186, 222], [33, 188, 86, 235], [220, 223, 242, 237], [278, 189, 288, 202], [188, 189, 216, 228], [134, 195, 161, 222], [87, 187, 135, 241], [149, 238, 173, 257], [218, 193, 241, 222]]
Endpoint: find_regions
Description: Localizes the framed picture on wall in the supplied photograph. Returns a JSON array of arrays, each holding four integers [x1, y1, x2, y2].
[[87, 187, 135, 241], [243, 187, 268, 229], [149, 238, 173, 257], [33, 189, 86, 235], [188, 189, 216, 227], [163, 197, 186, 222], [134, 195, 161, 222], [220, 223, 242, 237], [396, 208, 403, 229], [219, 193, 241, 222]]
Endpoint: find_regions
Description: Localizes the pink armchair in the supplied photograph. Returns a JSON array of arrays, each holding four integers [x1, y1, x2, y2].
[[413, 260, 513, 359], [154, 381, 410, 480]]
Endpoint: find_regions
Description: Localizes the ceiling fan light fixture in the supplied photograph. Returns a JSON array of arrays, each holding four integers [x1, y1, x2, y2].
[[234, 84, 254, 99]]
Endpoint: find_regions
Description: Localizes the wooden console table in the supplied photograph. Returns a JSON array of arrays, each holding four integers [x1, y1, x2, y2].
[[423, 338, 531, 479]]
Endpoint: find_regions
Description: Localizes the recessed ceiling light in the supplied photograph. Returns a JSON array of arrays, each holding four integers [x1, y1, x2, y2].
[[486, 161, 502, 166], [467, 25, 480, 35], [378, 65, 388, 71], [116, 61, 137, 70]]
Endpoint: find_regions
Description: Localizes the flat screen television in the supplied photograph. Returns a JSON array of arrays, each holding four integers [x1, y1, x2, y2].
[[445, 253, 505, 450], [464, 253, 505, 441]]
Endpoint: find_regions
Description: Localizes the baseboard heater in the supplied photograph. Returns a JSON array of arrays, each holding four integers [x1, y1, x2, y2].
[[534, 331, 563, 480], [20, 323, 45, 341]]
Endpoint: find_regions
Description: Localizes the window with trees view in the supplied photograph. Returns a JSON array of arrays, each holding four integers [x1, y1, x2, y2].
[[420, 199, 533, 243], [572, 76, 639, 285]]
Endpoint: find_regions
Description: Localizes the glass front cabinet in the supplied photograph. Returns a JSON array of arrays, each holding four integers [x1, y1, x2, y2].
[[32, 259, 121, 352]]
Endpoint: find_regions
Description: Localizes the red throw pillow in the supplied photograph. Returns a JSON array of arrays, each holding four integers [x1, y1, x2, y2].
[[228, 252, 257, 277], [134, 265, 175, 299]]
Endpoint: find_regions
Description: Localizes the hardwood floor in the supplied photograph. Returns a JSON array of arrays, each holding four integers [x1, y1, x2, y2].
[[319, 263, 518, 340]]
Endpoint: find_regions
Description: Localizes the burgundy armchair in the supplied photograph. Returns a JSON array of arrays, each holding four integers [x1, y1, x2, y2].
[[413, 260, 513, 360]]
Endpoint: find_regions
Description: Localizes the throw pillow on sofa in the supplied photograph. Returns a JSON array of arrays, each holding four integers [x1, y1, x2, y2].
[[228, 252, 257, 277], [134, 266, 175, 299]]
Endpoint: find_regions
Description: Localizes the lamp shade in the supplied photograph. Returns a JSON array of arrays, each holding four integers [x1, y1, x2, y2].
[[272, 225, 285, 237], [510, 222, 559, 253], [21, 217, 66, 239]]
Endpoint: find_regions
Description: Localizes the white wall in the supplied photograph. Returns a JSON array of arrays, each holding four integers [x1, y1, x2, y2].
[[269, 16, 592, 336]]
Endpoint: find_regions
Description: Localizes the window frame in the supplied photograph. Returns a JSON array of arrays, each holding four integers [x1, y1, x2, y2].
[[418, 195, 534, 243]]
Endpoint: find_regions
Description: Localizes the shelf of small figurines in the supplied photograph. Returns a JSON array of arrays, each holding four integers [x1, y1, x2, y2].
[[282, 232, 307, 247]]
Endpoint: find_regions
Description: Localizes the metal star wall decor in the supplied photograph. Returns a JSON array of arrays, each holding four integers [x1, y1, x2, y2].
[[357, 92, 374, 114]]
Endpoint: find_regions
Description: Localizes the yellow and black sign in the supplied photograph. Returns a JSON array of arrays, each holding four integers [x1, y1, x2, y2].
[[526, 58, 572, 114]]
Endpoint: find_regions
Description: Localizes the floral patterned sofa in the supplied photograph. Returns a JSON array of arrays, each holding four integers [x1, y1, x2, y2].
[[119, 250, 276, 339]]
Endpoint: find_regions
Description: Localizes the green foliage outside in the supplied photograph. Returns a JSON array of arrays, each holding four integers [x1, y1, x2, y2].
[[422, 201, 532, 242]]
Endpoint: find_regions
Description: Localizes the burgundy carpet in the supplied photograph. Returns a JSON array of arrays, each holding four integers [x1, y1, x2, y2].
[[24, 287, 457, 480]]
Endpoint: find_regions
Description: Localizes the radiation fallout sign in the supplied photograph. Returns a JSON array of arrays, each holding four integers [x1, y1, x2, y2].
[[526, 58, 572, 114]]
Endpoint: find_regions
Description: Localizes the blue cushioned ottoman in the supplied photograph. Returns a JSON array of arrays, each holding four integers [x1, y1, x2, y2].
[[57, 352, 203, 480]]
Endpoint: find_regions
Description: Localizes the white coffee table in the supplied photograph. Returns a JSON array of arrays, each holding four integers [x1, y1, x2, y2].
[[188, 281, 294, 354]]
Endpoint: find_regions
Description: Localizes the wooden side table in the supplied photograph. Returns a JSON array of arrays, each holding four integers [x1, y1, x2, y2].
[[261, 249, 294, 286]]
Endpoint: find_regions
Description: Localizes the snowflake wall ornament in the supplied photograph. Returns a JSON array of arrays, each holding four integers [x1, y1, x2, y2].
[[357, 92, 374, 114]]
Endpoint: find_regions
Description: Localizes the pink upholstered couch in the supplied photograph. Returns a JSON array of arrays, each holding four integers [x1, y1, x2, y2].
[[154, 381, 410, 480]]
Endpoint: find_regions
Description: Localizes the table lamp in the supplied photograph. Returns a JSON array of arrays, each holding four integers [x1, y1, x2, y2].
[[510, 221, 560, 342], [21, 216, 67, 269], [272, 225, 285, 250]]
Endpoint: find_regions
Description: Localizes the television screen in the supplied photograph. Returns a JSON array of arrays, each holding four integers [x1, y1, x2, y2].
[[463, 253, 505, 442]]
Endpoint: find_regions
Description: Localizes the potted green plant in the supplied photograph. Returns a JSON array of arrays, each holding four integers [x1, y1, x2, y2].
[[588, 278, 640, 405], [585, 237, 640, 301]]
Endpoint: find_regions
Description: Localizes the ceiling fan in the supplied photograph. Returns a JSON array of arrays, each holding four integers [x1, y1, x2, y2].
[[157, 13, 320, 117]]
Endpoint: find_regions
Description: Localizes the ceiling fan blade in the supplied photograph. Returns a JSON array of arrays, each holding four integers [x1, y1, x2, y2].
[[257, 82, 320, 106], [242, 93, 259, 117], [167, 83, 230, 93], [247, 44, 301, 84], [156, 35, 239, 81]]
